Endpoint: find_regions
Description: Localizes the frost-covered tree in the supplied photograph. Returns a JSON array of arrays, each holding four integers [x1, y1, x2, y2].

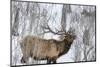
[[11, 0, 96, 66]]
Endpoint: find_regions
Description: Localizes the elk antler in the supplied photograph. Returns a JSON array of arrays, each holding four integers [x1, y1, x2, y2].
[[41, 24, 64, 35], [67, 27, 75, 34]]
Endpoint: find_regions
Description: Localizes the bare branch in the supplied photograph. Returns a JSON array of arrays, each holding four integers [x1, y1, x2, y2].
[[87, 46, 94, 55]]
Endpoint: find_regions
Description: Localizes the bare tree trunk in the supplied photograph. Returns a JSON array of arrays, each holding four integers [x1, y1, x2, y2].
[[12, 8, 20, 36], [61, 5, 71, 31], [61, 5, 67, 31]]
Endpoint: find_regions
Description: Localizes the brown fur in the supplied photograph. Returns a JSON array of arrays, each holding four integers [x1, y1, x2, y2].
[[20, 34, 75, 64]]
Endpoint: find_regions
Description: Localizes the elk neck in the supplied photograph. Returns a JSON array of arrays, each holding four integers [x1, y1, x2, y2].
[[64, 38, 73, 47], [57, 38, 73, 57], [63, 38, 72, 52]]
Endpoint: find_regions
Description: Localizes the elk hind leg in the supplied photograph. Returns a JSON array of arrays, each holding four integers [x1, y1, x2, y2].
[[21, 56, 29, 63]]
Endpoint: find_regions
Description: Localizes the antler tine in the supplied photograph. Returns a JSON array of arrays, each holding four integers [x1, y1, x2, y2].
[[67, 27, 75, 35], [60, 23, 67, 34], [55, 27, 65, 34], [67, 27, 72, 34], [41, 24, 63, 35], [60, 26, 67, 34]]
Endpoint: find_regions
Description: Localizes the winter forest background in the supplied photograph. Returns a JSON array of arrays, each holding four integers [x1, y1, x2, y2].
[[11, 0, 96, 66]]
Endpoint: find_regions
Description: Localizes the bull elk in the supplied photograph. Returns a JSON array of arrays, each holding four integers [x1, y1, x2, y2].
[[20, 24, 76, 64]]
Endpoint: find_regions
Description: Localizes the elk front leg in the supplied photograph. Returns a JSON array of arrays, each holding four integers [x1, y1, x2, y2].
[[47, 60, 52, 64], [52, 60, 56, 64], [47, 59, 56, 64], [47, 57, 57, 64], [47, 58, 52, 64], [52, 56, 57, 64]]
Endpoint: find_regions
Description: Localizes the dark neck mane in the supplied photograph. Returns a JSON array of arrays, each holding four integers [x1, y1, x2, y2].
[[58, 39, 72, 57]]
